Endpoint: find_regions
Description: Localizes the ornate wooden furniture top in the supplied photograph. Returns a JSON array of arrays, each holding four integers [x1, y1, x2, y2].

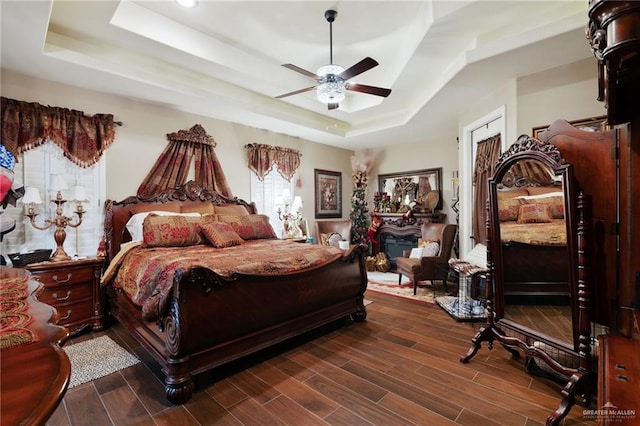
[[0, 266, 71, 425]]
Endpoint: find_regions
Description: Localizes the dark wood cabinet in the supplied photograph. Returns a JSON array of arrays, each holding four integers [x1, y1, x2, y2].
[[586, 0, 640, 338], [597, 335, 639, 425], [24, 257, 105, 335]]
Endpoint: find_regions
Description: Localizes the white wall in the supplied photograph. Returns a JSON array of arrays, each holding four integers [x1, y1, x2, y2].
[[1, 70, 355, 232], [516, 58, 604, 135]]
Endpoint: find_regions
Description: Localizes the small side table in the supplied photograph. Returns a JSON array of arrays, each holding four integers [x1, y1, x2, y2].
[[24, 257, 105, 335]]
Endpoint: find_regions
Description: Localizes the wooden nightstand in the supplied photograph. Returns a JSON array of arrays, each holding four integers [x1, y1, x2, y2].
[[24, 257, 105, 335]]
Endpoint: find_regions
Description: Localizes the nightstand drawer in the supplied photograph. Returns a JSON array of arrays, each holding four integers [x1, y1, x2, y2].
[[24, 258, 106, 335], [53, 300, 95, 328], [31, 267, 95, 287], [38, 282, 93, 306]]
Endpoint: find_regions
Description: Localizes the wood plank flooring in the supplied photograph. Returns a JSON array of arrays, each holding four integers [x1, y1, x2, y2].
[[47, 291, 596, 425]]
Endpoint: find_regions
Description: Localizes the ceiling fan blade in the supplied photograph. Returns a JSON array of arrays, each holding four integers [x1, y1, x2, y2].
[[339, 57, 379, 81], [346, 83, 391, 98], [328, 103, 339, 110], [282, 64, 319, 80], [275, 86, 317, 99]]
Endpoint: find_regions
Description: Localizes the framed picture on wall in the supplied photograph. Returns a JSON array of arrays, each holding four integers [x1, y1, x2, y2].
[[532, 115, 607, 139], [314, 169, 342, 218]]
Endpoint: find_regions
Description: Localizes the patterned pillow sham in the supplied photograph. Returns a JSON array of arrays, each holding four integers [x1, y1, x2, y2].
[[516, 203, 553, 224], [498, 198, 523, 222], [142, 214, 203, 247], [217, 214, 277, 240], [199, 221, 244, 248], [127, 211, 201, 242], [517, 192, 564, 219]]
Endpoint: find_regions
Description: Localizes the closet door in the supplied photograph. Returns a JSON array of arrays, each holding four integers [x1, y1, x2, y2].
[[539, 120, 618, 330]]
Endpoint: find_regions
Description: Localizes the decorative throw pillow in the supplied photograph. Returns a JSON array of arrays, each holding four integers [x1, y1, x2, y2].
[[409, 247, 424, 259], [518, 193, 565, 219], [199, 221, 244, 248], [421, 241, 440, 257], [127, 211, 201, 242], [320, 232, 343, 247], [217, 214, 277, 240], [516, 203, 553, 224], [498, 198, 522, 222], [142, 214, 203, 247]]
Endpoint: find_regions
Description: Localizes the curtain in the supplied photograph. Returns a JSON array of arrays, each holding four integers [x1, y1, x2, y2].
[[246, 143, 301, 182], [136, 124, 232, 198], [1, 96, 116, 168], [472, 134, 501, 245]]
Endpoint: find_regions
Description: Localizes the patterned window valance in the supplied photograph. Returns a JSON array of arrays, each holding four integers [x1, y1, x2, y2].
[[1, 96, 118, 168], [245, 143, 301, 182]]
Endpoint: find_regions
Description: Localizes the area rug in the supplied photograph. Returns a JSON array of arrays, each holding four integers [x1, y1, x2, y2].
[[366, 271, 444, 305], [64, 335, 140, 388]]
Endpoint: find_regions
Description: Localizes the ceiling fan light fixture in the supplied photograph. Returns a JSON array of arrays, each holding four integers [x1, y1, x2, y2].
[[316, 64, 345, 103]]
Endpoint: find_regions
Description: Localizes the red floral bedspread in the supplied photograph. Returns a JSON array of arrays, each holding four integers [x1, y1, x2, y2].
[[110, 239, 343, 321]]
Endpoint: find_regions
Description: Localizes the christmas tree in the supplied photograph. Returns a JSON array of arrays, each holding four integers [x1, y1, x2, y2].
[[349, 170, 370, 247], [349, 150, 376, 251]]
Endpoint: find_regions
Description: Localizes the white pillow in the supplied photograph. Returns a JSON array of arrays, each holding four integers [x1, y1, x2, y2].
[[422, 241, 440, 257], [409, 247, 424, 259], [125, 211, 201, 242]]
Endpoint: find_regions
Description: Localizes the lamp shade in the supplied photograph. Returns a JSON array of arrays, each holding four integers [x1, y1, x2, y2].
[[291, 196, 303, 212], [21, 187, 42, 205], [71, 185, 89, 203]]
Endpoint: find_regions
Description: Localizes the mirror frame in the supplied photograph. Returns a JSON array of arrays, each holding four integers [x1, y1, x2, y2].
[[489, 137, 579, 352], [377, 168, 443, 212]]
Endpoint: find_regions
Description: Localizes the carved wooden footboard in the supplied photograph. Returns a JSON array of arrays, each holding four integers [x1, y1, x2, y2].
[[107, 246, 367, 403]]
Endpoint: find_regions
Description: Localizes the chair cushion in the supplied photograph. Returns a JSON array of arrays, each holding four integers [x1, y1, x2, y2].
[[396, 257, 422, 274]]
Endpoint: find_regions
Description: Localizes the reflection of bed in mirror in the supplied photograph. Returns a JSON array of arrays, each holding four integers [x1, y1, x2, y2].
[[496, 180, 569, 303]]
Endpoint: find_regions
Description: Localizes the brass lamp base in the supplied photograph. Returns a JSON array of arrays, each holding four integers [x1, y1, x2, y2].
[[49, 246, 71, 262]]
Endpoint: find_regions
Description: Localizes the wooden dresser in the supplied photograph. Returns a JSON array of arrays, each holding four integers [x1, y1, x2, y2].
[[24, 257, 105, 335], [597, 335, 640, 425]]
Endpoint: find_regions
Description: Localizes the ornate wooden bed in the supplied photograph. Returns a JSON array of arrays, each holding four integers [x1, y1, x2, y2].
[[102, 181, 367, 404]]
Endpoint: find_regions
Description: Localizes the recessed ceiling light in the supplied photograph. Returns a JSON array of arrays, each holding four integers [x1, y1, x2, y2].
[[175, 0, 198, 8]]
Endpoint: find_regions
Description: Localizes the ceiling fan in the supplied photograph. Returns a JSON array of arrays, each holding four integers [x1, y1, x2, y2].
[[275, 9, 392, 110]]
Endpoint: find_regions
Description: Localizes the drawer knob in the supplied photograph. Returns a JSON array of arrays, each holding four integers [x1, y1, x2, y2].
[[615, 363, 626, 370], [52, 273, 72, 284], [52, 290, 72, 301], [616, 374, 629, 382], [59, 310, 72, 321]]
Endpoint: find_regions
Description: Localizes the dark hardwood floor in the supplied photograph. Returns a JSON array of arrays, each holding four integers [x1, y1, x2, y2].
[[47, 291, 596, 425]]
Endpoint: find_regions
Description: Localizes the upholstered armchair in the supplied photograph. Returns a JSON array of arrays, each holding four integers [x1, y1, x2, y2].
[[315, 219, 352, 246], [396, 223, 458, 295]]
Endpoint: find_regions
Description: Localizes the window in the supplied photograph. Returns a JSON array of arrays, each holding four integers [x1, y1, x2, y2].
[[250, 170, 294, 238], [2, 141, 106, 259]]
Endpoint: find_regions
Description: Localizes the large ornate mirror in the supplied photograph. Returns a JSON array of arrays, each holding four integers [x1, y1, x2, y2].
[[494, 154, 576, 349], [460, 136, 594, 426], [378, 168, 442, 213]]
